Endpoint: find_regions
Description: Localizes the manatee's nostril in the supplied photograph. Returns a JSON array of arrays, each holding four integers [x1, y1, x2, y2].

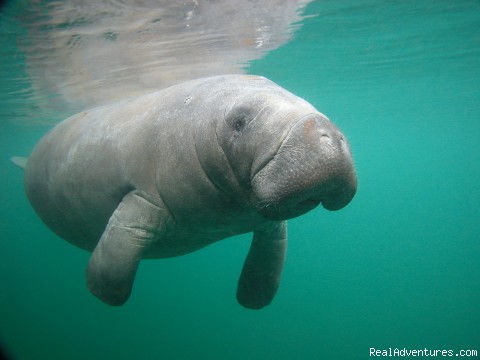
[[318, 127, 329, 136], [320, 133, 331, 143]]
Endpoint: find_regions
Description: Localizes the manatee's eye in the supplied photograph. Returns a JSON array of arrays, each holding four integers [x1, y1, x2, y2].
[[228, 106, 252, 133], [234, 116, 246, 132]]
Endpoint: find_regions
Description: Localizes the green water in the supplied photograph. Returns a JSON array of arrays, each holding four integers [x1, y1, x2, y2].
[[1, 1, 479, 359]]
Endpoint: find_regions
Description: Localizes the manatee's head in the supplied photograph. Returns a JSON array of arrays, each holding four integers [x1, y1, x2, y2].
[[214, 77, 357, 220]]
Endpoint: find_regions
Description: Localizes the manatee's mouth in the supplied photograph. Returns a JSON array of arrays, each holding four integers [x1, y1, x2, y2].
[[298, 197, 322, 210], [256, 176, 356, 221], [258, 195, 323, 221], [258, 195, 350, 221]]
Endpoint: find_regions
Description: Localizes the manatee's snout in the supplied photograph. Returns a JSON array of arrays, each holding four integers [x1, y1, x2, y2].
[[253, 113, 357, 220], [312, 118, 357, 211]]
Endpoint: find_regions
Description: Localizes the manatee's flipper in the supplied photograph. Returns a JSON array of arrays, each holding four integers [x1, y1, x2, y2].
[[87, 190, 170, 306], [10, 156, 28, 169], [237, 221, 287, 309]]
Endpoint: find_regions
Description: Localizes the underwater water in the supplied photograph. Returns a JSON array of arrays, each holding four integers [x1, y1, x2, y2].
[[1, 0, 479, 359]]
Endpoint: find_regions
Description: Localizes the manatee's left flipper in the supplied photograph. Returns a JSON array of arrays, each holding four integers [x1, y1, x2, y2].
[[237, 221, 287, 309], [86, 190, 170, 306]]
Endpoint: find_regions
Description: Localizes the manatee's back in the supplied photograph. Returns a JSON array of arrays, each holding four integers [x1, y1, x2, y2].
[[22, 78, 211, 251], [24, 109, 133, 251]]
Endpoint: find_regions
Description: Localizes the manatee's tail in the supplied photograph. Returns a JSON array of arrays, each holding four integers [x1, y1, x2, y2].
[[10, 156, 28, 170]]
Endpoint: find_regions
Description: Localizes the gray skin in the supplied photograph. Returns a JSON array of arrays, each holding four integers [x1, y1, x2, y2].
[[23, 75, 357, 309]]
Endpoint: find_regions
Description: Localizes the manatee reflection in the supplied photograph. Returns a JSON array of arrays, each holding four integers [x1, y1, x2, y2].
[[13, 0, 312, 121]]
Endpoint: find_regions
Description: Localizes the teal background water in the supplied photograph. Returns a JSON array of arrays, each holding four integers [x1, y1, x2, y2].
[[1, 1, 479, 359]]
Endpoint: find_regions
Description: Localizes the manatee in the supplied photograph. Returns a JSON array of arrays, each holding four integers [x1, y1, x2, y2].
[[17, 75, 357, 309]]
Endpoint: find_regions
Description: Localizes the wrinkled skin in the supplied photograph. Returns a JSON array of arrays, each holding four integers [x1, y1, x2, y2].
[[23, 75, 357, 309]]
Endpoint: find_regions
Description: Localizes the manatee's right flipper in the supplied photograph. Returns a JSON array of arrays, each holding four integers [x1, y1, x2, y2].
[[237, 221, 287, 309], [86, 190, 171, 306]]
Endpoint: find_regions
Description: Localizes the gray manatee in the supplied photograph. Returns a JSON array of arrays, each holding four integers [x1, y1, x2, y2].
[[20, 75, 357, 309]]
